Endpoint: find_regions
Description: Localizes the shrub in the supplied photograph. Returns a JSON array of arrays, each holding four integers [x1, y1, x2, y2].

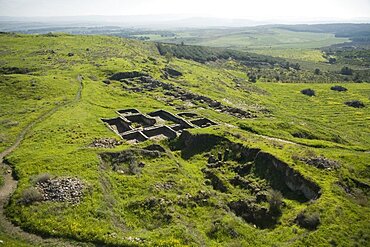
[[32, 173, 52, 184], [207, 220, 239, 239], [330, 85, 347, 92], [19, 187, 43, 205], [328, 57, 336, 64], [340, 66, 353, 75], [129, 161, 141, 175], [295, 211, 320, 230], [248, 74, 257, 83], [345, 100, 365, 108], [267, 189, 283, 214], [301, 89, 315, 96]]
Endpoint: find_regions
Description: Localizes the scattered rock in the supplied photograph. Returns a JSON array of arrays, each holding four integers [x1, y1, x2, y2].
[[164, 67, 183, 77], [36, 177, 85, 204], [230, 175, 262, 194], [345, 100, 365, 108], [119, 75, 255, 118], [144, 144, 166, 153], [228, 199, 279, 229], [301, 89, 315, 96], [109, 71, 147, 81], [125, 236, 145, 244], [89, 138, 122, 148], [103, 79, 111, 85], [207, 161, 224, 168], [202, 168, 228, 192], [256, 191, 269, 203], [154, 181, 175, 191], [331, 85, 347, 92], [299, 156, 340, 170], [217, 151, 223, 161], [0, 66, 31, 74], [67, 52, 74, 57], [208, 155, 217, 164]]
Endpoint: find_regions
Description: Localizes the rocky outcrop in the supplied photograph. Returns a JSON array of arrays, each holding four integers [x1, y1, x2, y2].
[[174, 131, 321, 202], [109, 71, 147, 81], [163, 67, 183, 77], [254, 152, 321, 201], [228, 199, 279, 229]]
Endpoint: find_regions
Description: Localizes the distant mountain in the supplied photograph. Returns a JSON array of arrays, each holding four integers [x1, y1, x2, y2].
[[0, 15, 267, 28], [0, 15, 369, 33]]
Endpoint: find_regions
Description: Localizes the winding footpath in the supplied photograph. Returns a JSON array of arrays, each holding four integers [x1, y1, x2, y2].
[[0, 75, 90, 246]]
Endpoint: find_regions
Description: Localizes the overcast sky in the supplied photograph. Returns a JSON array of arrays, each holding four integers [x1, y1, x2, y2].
[[0, 0, 369, 20]]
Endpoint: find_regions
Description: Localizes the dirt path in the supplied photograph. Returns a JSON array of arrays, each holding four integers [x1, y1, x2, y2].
[[0, 75, 91, 246]]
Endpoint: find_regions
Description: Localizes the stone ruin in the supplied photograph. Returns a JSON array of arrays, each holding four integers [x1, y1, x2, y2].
[[107, 71, 255, 119], [102, 109, 217, 143], [36, 177, 85, 204]]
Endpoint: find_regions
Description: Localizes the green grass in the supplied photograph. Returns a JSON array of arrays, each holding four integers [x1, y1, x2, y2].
[[152, 27, 349, 50], [0, 233, 30, 247], [0, 33, 369, 246], [250, 48, 327, 63]]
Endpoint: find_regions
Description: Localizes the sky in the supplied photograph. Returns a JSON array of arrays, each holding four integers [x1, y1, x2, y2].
[[0, 0, 369, 21]]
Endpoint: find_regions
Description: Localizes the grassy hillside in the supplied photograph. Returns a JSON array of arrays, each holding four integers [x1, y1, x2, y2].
[[141, 27, 349, 49], [0, 33, 369, 246]]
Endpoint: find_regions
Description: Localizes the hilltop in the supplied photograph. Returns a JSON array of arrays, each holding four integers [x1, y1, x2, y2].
[[0, 33, 369, 246]]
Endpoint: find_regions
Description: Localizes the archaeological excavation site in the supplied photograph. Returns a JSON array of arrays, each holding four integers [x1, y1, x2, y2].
[[83, 70, 328, 240], [101, 108, 217, 143], [1, 28, 368, 247]]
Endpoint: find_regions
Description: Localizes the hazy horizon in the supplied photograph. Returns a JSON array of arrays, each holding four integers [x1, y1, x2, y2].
[[0, 0, 369, 22]]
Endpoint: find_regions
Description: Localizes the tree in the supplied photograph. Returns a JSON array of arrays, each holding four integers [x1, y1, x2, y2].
[[164, 52, 173, 63], [340, 66, 353, 76], [328, 57, 336, 64], [267, 189, 283, 215], [249, 75, 257, 83], [292, 63, 300, 70], [314, 68, 321, 75]]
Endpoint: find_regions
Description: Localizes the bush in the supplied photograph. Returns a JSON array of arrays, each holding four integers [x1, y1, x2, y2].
[[128, 161, 141, 175], [32, 173, 52, 184], [328, 57, 336, 64], [301, 89, 315, 96], [207, 220, 239, 239], [267, 189, 283, 214], [340, 66, 353, 75], [19, 187, 43, 205], [345, 100, 365, 108], [248, 73, 257, 82], [330, 85, 347, 92], [295, 211, 320, 230]]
